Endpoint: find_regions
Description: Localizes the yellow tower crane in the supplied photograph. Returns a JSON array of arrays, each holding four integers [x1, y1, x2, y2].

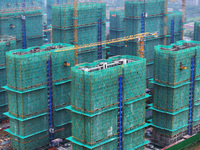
[[56, 32, 158, 58], [73, 0, 78, 65], [164, 0, 168, 45], [170, 0, 186, 39], [56, 0, 157, 61]]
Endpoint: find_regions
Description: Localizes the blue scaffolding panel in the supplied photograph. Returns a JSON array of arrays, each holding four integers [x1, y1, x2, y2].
[[118, 74, 123, 150], [170, 18, 175, 44], [47, 55, 55, 145], [98, 19, 102, 60], [188, 56, 195, 135]]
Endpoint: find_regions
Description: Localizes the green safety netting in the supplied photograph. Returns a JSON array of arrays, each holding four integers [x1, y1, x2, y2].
[[0, 35, 16, 68], [6, 43, 74, 117], [152, 40, 200, 141], [109, 10, 125, 56], [68, 55, 148, 149], [0, 90, 7, 106], [69, 124, 148, 150], [9, 122, 71, 150], [54, 108, 71, 127], [9, 114, 48, 137], [125, 15, 164, 37], [154, 41, 200, 85], [5, 43, 74, 150], [193, 104, 200, 126], [8, 109, 70, 137], [0, 0, 43, 10], [124, 1, 182, 81], [52, 3, 106, 46], [153, 126, 188, 137], [7, 89, 48, 118], [153, 84, 190, 112], [194, 22, 200, 41], [0, 69, 6, 89], [0, 35, 16, 120], [9, 131, 49, 150], [167, 11, 183, 35], [71, 108, 118, 146], [71, 138, 118, 150], [123, 127, 147, 150], [0, 105, 7, 120], [110, 10, 124, 30], [52, 2, 107, 63], [152, 109, 189, 135], [125, 0, 165, 18], [71, 55, 146, 113], [54, 123, 71, 140], [6, 43, 74, 90], [0, 8, 43, 49], [71, 128, 147, 150]]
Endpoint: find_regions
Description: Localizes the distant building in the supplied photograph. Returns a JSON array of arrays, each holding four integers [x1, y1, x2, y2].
[[171, 0, 199, 6]]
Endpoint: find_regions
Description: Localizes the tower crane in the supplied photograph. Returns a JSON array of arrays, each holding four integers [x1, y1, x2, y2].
[[56, 32, 158, 59], [164, 0, 168, 45], [73, 0, 78, 65], [56, 0, 158, 63]]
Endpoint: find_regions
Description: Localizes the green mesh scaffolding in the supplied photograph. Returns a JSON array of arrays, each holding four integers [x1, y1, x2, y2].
[[8, 122, 71, 150], [52, 2, 108, 64], [0, 8, 43, 49], [151, 40, 200, 145], [124, 11, 182, 80], [67, 55, 150, 150], [194, 22, 200, 41], [0, 0, 43, 10], [47, 0, 73, 25], [125, 0, 165, 18], [71, 56, 146, 113], [0, 36, 16, 68], [0, 35, 16, 121], [0, 105, 7, 120], [109, 10, 125, 56], [166, 11, 183, 36], [5, 43, 74, 150], [0, 90, 7, 107], [124, 0, 182, 82], [193, 103, 200, 127], [154, 84, 190, 112], [152, 108, 189, 136], [154, 41, 200, 85]]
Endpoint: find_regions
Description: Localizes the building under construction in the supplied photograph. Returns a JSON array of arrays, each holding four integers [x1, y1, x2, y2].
[[124, 0, 182, 83], [194, 22, 200, 41], [0, 36, 16, 122], [0, 0, 200, 150], [0, 1, 43, 49], [151, 40, 200, 147], [108, 0, 183, 88], [68, 55, 149, 149], [4, 44, 74, 150], [52, 2, 108, 64], [109, 10, 125, 56]]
